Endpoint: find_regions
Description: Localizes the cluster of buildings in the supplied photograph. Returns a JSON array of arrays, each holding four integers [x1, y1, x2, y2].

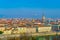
[[0, 15, 60, 34]]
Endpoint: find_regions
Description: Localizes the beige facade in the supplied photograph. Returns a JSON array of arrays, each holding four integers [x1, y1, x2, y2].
[[17, 27, 27, 33], [3, 30, 12, 34], [14, 27, 51, 33], [26, 27, 36, 33], [38, 27, 51, 32], [0, 27, 5, 31], [0, 26, 52, 34], [17, 27, 36, 33]]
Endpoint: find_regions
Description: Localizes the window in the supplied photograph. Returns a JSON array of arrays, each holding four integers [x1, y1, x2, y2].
[[59, 26, 60, 30]]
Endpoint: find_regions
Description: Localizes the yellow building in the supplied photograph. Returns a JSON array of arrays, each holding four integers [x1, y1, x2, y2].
[[26, 27, 36, 33], [38, 27, 51, 32], [17, 27, 27, 34], [0, 27, 5, 31], [3, 30, 12, 34]]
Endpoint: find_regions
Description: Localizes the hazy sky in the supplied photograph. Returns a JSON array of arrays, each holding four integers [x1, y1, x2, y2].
[[0, 0, 60, 18]]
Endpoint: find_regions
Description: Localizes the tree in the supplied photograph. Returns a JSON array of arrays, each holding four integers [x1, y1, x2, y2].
[[0, 31, 3, 34]]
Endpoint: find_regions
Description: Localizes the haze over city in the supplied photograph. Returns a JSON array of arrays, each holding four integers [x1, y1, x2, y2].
[[0, 0, 60, 18]]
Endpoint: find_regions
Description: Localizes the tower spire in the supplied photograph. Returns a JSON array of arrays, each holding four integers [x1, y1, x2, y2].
[[42, 11, 46, 24]]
